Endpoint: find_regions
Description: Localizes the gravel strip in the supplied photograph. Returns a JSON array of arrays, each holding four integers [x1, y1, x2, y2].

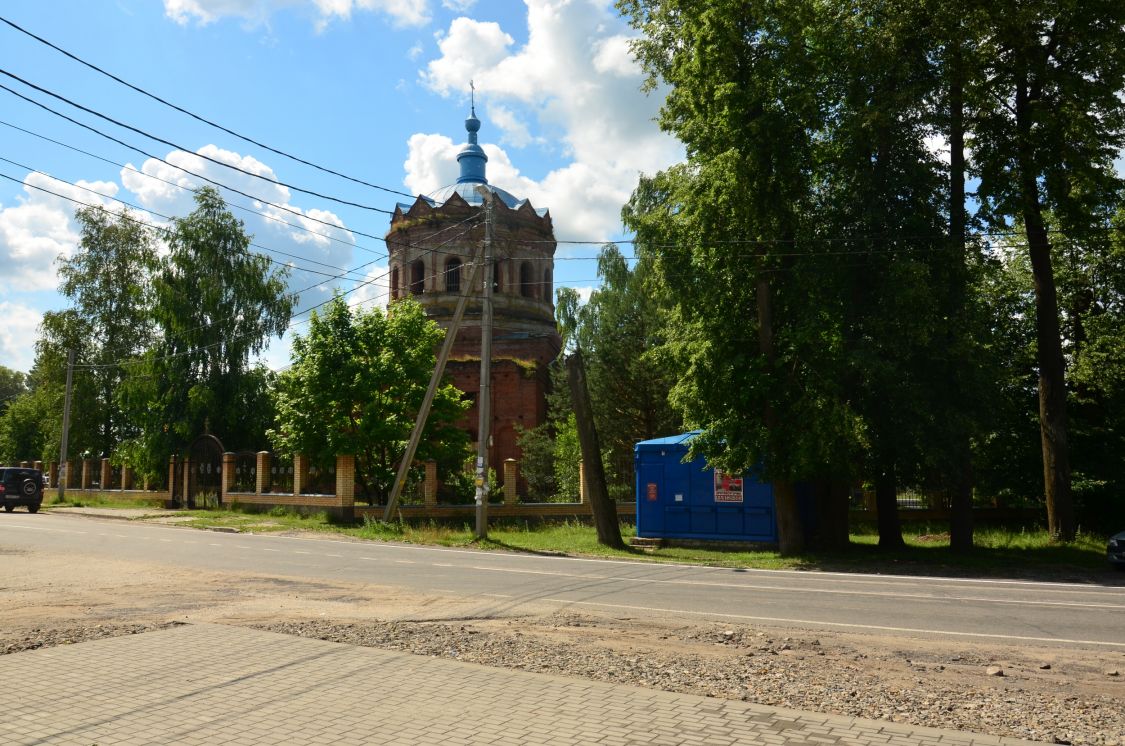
[[4, 614, 1119, 744], [249, 617, 1123, 746], [1, 621, 182, 655]]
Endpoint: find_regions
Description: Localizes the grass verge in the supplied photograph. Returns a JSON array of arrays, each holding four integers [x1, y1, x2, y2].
[[46, 499, 1118, 581]]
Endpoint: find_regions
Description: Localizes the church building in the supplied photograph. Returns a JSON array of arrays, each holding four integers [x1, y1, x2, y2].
[[386, 109, 561, 490]]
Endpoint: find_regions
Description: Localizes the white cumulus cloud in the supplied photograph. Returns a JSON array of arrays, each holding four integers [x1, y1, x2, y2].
[[422, 17, 514, 95], [402, 133, 461, 196], [347, 263, 391, 311], [489, 104, 537, 148], [0, 301, 43, 373], [0, 172, 119, 291], [414, 0, 683, 241]]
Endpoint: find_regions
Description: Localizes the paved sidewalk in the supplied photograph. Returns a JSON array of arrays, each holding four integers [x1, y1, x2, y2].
[[1, 624, 1039, 746]]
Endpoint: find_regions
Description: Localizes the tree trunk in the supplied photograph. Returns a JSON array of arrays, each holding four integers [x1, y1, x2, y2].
[[566, 351, 625, 549], [1014, 78, 1075, 541], [875, 468, 905, 549], [950, 446, 974, 551], [814, 479, 850, 550], [947, 39, 974, 552], [757, 276, 804, 555]]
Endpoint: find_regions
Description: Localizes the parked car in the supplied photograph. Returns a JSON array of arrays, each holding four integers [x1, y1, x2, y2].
[[1109, 530, 1125, 569], [0, 466, 43, 513]]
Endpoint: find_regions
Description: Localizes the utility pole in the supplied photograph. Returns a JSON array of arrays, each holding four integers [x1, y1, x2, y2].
[[57, 349, 74, 502], [474, 187, 494, 540], [382, 230, 487, 521]]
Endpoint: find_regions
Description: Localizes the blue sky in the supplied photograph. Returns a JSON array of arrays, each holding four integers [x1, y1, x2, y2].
[[0, 0, 683, 373]]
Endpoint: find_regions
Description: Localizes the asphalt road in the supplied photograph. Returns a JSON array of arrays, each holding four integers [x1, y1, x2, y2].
[[4, 511, 1124, 650]]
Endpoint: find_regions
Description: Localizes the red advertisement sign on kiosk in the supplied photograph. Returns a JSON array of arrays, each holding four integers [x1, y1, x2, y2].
[[714, 471, 743, 503]]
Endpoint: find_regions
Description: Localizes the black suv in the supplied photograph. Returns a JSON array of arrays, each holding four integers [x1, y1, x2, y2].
[[0, 467, 44, 513]]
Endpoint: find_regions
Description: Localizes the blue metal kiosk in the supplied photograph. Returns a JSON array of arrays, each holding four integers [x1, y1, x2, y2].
[[634, 432, 777, 542]]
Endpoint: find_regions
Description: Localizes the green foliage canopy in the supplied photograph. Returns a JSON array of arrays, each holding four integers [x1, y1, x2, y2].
[[119, 187, 293, 476], [269, 295, 468, 504]]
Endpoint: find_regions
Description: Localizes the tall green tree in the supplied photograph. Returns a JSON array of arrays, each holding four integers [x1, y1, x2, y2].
[[22, 207, 158, 463], [58, 205, 159, 455], [574, 245, 681, 493], [0, 366, 26, 415], [966, 0, 1125, 540], [621, 0, 854, 554], [269, 296, 468, 504], [0, 387, 54, 464], [120, 187, 294, 477], [1038, 210, 1125, 527], [810, 0, 963, 549], [26, 309, 97, 461]]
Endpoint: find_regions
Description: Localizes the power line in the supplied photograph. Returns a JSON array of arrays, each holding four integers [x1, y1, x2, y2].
[[0, 123, 487, 265], [68, 222, 483, 371], [7, 149, 1085, 277], [0, 164, 501, 357], [0, 81, 403, 245], [0, 166, 367, 282], [0, 15, 418, 203], [0, 118, 375, 256], [5, 87, 1060, 259], [0, 68, 397, 215]]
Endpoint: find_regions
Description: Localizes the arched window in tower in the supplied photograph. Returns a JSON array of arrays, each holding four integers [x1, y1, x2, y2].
[[492, 260, 503, 294], [391, 265, 400, 300], [520, 261, 534, 298], [543, 268, 552, 301], [410, 259, 425, 295], [445, 257, 462, 293]]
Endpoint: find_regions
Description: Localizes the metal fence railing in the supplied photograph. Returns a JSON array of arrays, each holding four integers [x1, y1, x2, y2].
[[303, 461, 336, 495], [266, 454, 294, 494], [231, 452, 258, 493]]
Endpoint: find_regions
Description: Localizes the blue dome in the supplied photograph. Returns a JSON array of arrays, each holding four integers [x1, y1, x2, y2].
[[400, 110, 549, 218], [456, 110, 488, 185], [431, 182, 521, 208]]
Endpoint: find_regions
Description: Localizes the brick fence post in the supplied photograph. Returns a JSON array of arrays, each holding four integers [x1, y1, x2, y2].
[[423, 461, 438, 508], [293, 453, 307, 496], [49, 462, 58, 490], [100, 458, 111, 490], [168, 457, 177, 500], [81, 459, 92, 490], [503, 459, 519, 505], [221, 452, 236, 504], [335, 454, 356, 522], [122, 465, 134, 491], [578, 460, 587, 503], [33, 460, 42, 471], [255, 451, 271, 495]]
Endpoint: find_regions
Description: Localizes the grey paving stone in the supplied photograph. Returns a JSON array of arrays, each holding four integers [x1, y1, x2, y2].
[[0, 624, 1044, 746]]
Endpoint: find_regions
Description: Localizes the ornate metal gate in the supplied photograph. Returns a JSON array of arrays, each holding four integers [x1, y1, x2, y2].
[[181, 434, 225, 509]]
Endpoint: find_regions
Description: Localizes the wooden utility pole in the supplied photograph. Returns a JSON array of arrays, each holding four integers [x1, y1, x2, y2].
[[474, 189, 494, 540], [566, 350, 624, 549], [382, 220, 486, 521], [57, 348, 74, 502]]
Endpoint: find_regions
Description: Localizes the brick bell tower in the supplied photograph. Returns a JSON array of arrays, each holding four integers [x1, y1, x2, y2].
[[386, 108, 561, 487]]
